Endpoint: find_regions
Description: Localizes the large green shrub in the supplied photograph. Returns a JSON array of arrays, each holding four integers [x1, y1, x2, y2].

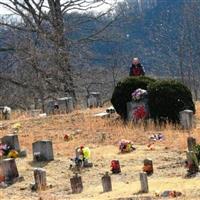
[[147, 80, 195, 123], [111, 76, 155, 120]]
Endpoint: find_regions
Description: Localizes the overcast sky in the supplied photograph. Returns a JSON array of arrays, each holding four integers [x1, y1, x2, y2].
[[0, 0, 125, 15]]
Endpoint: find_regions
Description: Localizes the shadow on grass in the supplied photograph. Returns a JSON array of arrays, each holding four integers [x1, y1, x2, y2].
[[28, 160, 51, 168]]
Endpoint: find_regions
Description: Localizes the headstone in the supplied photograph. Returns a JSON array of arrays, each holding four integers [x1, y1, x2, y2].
[[102, 172, 112, 192], [143, 159, 153, 175], [45, 97, 74, 114], [140, 172, 149, 193], [57, 97, 74, 113], [87, 92, 101, 108], [0, 158, 19, 184], [187, 137, 196, 151], [1, 134, 20, 151], [70, 173, 83, 194], [32, 140, 54, 161], [33, 168, 47, 191], [186, 151, 199, 175], [179, 110, 193, 130], [127, 98, 149, 122]]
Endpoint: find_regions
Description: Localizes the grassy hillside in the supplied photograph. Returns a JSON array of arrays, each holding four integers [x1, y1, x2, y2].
[[0, 103, 200, 199]]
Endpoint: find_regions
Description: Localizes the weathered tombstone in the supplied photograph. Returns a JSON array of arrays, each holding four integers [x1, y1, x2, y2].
[[179, 110, 193, 130], [70, 173, 83, 194], [140, 172, 149, 193], [57, 97, 74, 113], [32, 140, 54, 161], [102, 172, 112, 192], [186, 151, 199, 175], [0, 158, 19, 184], [127, 98, 149, 122], [1, 134, 20, 151], [87, 92, 101, 108], [45, 97, 74, 114], [143, 159, 153, 175], [33, 168, 47, 191], [187, 137, 196, 151]]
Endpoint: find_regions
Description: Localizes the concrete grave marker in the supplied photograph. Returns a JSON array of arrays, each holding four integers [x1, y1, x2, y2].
[[179, 110, 194, 130], [33, 168, 47, 191], [70, 173, 83, 194], [32, 140, 54, 161], [87, 92, 101, 108], [0, 158, 19, 184], [45, 97, 74, 114], [1, 134, 20, 152], [101, 172, 112, 192], [127, 98, 149, 122], [140, 172, 149, 193]]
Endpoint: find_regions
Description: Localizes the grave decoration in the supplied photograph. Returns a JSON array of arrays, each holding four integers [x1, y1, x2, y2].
[[127, 88, 149, 122], [110, 160, 121, 174], [119, 139, 136, 153], [0, 134, 22, 159]]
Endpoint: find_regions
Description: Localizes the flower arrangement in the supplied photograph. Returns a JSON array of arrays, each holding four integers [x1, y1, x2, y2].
[[131, 88, 147, 101]]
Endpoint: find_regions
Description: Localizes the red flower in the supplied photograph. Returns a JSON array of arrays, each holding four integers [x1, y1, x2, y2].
[[133, 105, 147, 120]]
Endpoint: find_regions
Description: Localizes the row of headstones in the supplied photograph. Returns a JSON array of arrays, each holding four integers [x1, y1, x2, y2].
[[0, 158, 149, 193], [45, 93, 102, 115], [70, 172, 149, 194], [0, 134, 151, 193]]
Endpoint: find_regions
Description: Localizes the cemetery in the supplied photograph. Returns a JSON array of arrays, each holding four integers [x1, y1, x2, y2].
[[0, 77, 200, 200]]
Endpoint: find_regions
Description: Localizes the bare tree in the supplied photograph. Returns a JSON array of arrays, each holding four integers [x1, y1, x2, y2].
[[0, 0, 120, 108]]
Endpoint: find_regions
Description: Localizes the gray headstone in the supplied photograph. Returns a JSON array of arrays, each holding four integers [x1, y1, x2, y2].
[[127, 98, 149, 122], [57, 97, 74, 113], [179, 110, 193, 130], [1, 134, 20, 151], [32, 140, 54, 161], [87, 92, 101, 108], [45, 97, 74, 114], [0, 158, 19, 184]]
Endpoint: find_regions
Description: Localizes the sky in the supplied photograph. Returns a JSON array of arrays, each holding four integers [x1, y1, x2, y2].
[[0, 0, 125, 15]]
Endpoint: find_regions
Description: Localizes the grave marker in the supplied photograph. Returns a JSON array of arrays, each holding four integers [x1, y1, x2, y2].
[[32, 140, 54, 161], [101, 172, 112, 192], [70, 173, 83, 194], [1, 134, 20, 152], [0, 158, 19, 184], [179, 110, 193, 130], [33, 168, 47, 191], [140, 172, 149, 193]]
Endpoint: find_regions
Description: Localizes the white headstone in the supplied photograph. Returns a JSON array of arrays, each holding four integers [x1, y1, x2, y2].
[[179, 110, 193, 130]]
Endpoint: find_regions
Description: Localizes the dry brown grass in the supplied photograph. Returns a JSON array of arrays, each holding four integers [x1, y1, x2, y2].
[[0, 103, 200, 200]]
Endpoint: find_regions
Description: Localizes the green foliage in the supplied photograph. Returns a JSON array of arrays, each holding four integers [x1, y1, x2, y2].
[[194, 144, 200, 162], [111, 77, 195, 124], [111, 76, 155, 120], [148, 80, 195, 123]]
